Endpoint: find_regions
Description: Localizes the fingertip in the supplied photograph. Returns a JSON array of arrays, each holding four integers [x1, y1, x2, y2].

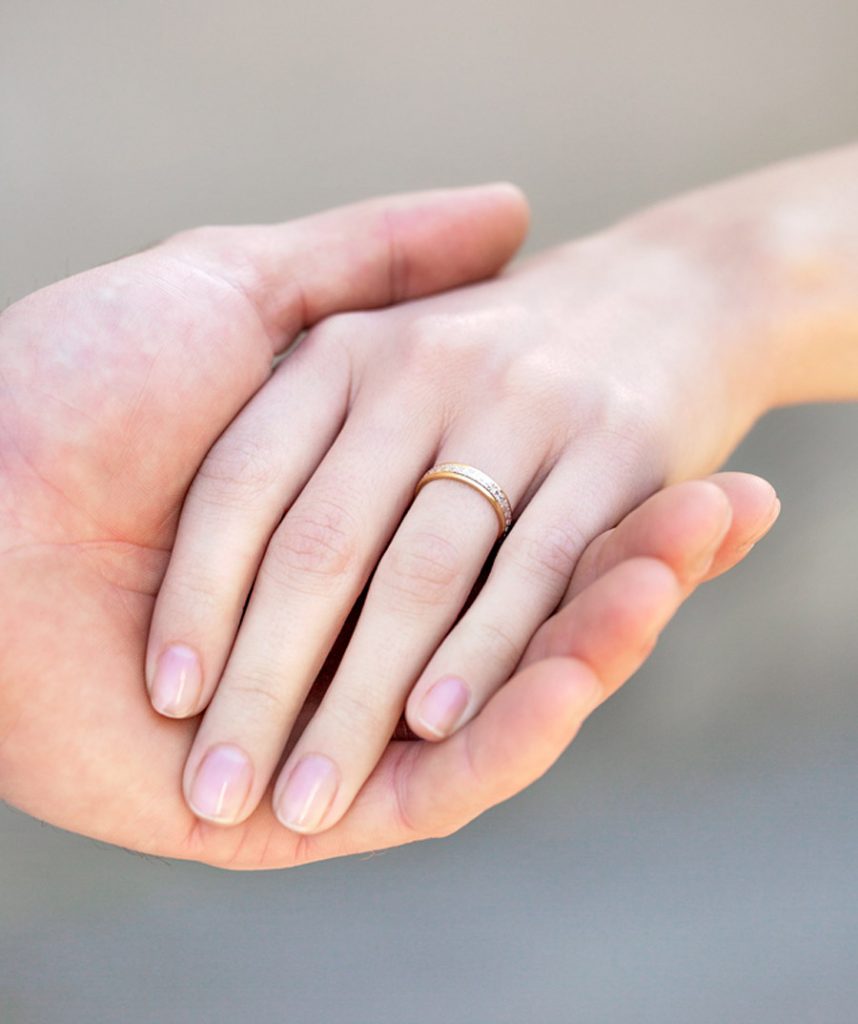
[[645, 480, 733, 585], [481, 180, 528, 203], [573, 480, 733, 597], [406, 674, 472, 742], [702, 473, 781, 580], [729, 494, 781, 558], [682, 481, 734, 580], [706, 472, 778, 529], [672, 478, 734, 535], [396, 181, 530, 274], [149, 642, 204, 719], [404, 709, 447, 743], [274, 753, 340, 835], [419, 180, 529, 219], [475, 181, 531, 235], [184, 743, 254, 826]]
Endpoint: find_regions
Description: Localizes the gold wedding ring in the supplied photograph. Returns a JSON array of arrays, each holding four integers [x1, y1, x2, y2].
[[414, 462, 513, 539]]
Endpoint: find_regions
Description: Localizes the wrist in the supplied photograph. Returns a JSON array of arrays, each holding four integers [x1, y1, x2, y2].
[[542, 208, 774, 478], [603, 187, 786, 422], [607, 149, 858, 411]]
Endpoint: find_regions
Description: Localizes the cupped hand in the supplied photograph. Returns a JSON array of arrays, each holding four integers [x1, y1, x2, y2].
[[0, 185, 529, 860], [149, 222, 770, 836], [3, 405, 781, 869], [0, 187, 778, 869]]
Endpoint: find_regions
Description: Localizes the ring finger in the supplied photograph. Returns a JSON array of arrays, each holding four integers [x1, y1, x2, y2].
[[271, 430, 545, 834], [403, 444, 663, 739]]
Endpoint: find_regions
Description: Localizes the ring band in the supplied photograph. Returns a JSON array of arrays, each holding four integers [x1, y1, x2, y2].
[[414, 462, 513, 539]]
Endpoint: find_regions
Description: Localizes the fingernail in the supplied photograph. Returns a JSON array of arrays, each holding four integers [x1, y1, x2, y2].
[[753, 495, 781, 541], [689, 513, 732, 578], [737, 496, 781, 555], [188, 744, 252, 823], [276, 754, 339, 833], [417, 675, 470, 738], [151, 644, 202, 717]]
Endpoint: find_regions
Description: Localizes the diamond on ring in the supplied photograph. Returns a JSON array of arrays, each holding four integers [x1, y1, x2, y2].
[[413, 462, 513, 539]]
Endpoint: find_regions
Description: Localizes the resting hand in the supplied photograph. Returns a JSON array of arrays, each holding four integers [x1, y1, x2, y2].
[[206, 471, 780, 868], [0, 185, 528, 860], [147, 219, 770, 836]]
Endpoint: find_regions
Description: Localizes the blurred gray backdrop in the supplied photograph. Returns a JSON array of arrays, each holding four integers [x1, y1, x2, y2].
[[1, 1, 857, 1022]]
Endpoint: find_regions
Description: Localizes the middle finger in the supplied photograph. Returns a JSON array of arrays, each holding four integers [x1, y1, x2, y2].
[[271, 433, 543, 834]]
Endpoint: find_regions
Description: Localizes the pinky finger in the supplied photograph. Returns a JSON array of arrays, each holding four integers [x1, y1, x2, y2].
[[396, 556, 683, 837]]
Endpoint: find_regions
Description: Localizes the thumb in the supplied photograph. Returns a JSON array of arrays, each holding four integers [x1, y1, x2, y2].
[[161, 183, 531, 350], [0, 185, 527, 546]]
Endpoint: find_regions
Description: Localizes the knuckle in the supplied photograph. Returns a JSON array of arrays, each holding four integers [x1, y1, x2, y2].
[[399, 317, 454, 373], [297, 313, 374, 398], [326, 687, 392, 736], [226, 671, 292, 719], [377, 529, 463, 608], [295, 315, 365, 389], [498, 355, 578, 424], [264, 496, 358, 587], [509, 520, 586, 589], [194, 433, 280, 511], [589, 411, 664, 489], [160, 563, 223, 619], [398, 313, 486, 379], [470, 616, 523, 675], [576, 380, 661, 450], [164, 225, 258, 281]]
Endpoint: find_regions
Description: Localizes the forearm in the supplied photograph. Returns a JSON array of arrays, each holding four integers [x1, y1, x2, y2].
[[609, 142, 858, 411]]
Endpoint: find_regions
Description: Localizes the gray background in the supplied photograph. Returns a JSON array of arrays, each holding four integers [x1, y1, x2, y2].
[[1, 1, 857, 1021]]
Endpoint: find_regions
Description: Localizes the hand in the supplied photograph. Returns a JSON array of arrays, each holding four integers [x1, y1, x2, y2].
[[2, 388, 783, 870], [0, 185, 530, 861], [148, 216, 770, 836], [276, 471, 781, 871], [200, 471, 781, 868]]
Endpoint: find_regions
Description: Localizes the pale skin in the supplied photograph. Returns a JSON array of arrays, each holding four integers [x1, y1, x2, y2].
[[0, 183, 775, 869], [2, 141, 856, 866], [143, 144, 858, 838]]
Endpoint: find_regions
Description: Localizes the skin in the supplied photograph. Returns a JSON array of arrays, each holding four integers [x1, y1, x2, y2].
[[7, 136, 858, 866], [147, 144, 858, 838], [0, 183, 778, 870]]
